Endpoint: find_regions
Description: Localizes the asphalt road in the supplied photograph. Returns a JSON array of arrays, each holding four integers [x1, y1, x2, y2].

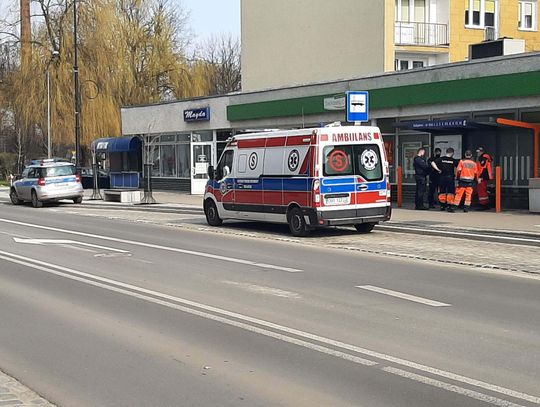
[[0, 203, 539, 407]]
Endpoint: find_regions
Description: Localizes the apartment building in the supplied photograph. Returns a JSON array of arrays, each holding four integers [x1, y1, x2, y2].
[[241, 0, 540, 91]]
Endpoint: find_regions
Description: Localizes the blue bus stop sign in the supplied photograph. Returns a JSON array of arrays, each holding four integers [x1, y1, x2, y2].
[[346, 91, 369, 123]]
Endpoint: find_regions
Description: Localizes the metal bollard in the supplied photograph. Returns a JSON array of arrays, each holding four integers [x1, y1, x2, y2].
[[496, 166, 501, 213], [397, 166, 403, 208]]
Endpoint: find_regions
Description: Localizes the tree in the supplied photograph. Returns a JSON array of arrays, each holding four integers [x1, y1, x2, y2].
[[197, 33, 241, 95], [0, 0, 212, 164]]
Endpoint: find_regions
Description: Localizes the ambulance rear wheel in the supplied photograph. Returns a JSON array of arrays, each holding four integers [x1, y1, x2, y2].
[[354, 223, 375, 233], [288, 207, 309, 237], [204, 199, 223, 226]]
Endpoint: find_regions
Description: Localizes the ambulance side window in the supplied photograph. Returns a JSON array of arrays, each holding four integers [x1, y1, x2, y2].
[[216, 150, 234, 180], [238, 154, 247, 174]]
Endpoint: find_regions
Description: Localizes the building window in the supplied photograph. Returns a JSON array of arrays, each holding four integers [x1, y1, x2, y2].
[[465, 0, 496, 28], [395, 0, 427, 22], [395, 59, 425, 70], [519, 1, 537, 30]]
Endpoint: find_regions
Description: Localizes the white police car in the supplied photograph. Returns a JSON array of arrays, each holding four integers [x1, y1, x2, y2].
[[10, 159, 84, 208]]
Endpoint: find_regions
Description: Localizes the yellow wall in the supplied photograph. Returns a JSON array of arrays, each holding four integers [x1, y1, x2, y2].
[[384, 0, 397, 71], [498, 0, 540, 52], [449, 0, 540, 62]]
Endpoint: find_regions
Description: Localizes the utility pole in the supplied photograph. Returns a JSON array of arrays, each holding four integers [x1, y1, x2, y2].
[[73, 0, 82, 170], [20, 0, 31, 67]]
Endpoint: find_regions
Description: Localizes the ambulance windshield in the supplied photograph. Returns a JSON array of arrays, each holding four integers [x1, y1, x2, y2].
[[323, 144, 382, 181]]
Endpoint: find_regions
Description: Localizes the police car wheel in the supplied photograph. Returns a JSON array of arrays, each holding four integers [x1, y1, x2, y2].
[[288, 207, 309, 237], [354, 223, 375, 233], [204, 200, 223, 226], [31, 190, 43, 208], [73, 197, 83, 204], [10, 189, 22, 205]]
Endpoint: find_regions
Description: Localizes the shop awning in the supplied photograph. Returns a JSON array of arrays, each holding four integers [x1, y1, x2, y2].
[[92, 136, 142, 153], [396, 119, 497, 132]]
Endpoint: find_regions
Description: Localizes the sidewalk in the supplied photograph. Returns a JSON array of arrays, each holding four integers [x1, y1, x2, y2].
[[82, 190, 540, 236], [0, 369, 55, 406]]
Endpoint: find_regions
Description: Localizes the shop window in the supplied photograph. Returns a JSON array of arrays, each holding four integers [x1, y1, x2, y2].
[[160, 145, 177, 177], [161, 134, 176, 143], [177, 144, 190, 178], [151, 146, 160, 177], [465, 0, 497, 28], [191, 131, 213, 142], [519, 1, 537, 30]]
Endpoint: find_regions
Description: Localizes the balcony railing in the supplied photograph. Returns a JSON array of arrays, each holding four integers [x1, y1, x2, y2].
[[395, 21, 449, 46]]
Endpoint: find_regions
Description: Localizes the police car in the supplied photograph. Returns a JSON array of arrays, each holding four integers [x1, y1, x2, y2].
[[10, 159, 84, 208]]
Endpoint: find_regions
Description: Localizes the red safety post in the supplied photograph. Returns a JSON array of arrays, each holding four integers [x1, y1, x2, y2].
[[397, 166, 403, 208], [495, 166, 502, 213]]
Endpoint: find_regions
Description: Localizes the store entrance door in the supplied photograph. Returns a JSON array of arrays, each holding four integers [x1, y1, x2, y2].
[[191, 142, 214, 194]]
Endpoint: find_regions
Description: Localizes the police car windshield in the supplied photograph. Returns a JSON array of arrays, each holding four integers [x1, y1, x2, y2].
[[39, 165, 76, 178], [323, 144, 382, 181]]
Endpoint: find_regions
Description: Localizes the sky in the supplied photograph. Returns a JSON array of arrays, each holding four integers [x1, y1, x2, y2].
[[177, 0, 241, 42]]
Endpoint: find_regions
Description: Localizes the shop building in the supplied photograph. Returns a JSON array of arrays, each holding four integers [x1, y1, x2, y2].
[[121, 52, 540, 208]]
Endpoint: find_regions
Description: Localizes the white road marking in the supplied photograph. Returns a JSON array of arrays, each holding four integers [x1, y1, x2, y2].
[[13, 238, 129, 254], [0, 249, 538, 405], [221, 280, 301, 299], [383, 367, 525, 407], [356, 285, 451, 307], [0, 219, 302, 273], [0, 230, 31, 239], [0, 250, 375, 368]]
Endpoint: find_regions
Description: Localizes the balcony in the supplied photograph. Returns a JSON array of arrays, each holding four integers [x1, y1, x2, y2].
[[395, 21, 449, 46]]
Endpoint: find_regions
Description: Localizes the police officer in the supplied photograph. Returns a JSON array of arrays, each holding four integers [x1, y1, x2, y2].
[[427, 148, 442, 208], [453, 150, 478, 212], [431, 147, 458, 212], [413, 147, 429, 210]]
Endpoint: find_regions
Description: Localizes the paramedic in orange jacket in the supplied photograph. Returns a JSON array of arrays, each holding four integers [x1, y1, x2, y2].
[[476, 147, 493, 210], [453, 150, 478, 213]]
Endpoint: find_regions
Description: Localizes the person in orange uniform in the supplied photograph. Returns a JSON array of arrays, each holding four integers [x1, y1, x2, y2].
[[476, 147, 493, 210], [453, 150, 478, 213]]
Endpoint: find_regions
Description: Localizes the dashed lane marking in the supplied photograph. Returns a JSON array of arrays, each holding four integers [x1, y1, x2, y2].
[[355, 285, 451, 307]]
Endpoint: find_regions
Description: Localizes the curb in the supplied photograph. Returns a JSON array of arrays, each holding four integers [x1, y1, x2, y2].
[[378, 224, 540, 247]]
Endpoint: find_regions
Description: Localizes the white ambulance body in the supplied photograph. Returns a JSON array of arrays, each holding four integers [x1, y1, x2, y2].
[[203, 125, 391, 236]]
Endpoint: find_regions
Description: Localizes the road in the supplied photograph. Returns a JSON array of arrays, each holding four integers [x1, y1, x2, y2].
[[0, 202, 539, 406]]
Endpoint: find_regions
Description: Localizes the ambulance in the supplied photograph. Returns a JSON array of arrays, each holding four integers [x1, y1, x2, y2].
[[204, 125, 391, 236]]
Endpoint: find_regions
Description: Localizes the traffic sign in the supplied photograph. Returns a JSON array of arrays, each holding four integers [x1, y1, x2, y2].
[[346, 91, 369, 123]]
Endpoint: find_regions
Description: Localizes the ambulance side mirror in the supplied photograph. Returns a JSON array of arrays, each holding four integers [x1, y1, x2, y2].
[[207, 165, 215, 179]]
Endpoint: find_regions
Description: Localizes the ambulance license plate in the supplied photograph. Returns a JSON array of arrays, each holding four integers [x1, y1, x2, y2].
[[324, 193, 350, 206]]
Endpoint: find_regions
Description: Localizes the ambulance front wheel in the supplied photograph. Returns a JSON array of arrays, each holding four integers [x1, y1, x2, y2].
[[287, 207, 310, 237], [354, 223, 376, 233], [204, 199, 223, 226]]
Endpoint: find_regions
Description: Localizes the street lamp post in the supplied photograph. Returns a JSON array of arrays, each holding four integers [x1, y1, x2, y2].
[[46, 50, 60, 159], [73, 0, 82, 170]]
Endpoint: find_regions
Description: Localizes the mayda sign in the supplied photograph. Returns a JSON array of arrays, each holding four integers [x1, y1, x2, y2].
[[184, 107, 210, 122]]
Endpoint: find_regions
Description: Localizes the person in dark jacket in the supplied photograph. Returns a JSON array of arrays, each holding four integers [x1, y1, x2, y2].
[[413, 147, 429, 210], [427, 148, 442, 208]]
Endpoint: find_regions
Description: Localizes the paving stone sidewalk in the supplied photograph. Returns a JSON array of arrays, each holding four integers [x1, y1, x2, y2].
[[0, 370, 55, 407]]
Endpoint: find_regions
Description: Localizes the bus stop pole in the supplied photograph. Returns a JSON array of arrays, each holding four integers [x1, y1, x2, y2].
[[397, 166, 403, 208], [495, 166, 502, 213]]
